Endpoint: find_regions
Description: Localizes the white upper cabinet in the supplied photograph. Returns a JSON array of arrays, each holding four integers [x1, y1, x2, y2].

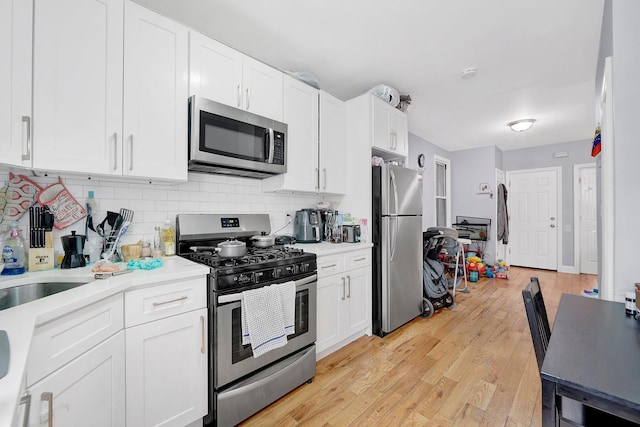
[[263, 74, 318, 192], [30, 0, 187, 182], [32, 0, 124, 175], [123, 1, 188, 181], [318, 91, 346, 194], [189, 31, 243, 108], [0, 0, 32, 168], [189, 31, 283, 121], [263, 79, 347, 195], [370, 95, 408, 158]]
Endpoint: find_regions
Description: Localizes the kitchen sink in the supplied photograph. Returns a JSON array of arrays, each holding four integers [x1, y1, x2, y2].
[[0, 281, 89, 311]]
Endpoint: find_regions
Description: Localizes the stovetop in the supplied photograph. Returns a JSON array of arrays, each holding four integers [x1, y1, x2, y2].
[[185, 246, 307, 269]]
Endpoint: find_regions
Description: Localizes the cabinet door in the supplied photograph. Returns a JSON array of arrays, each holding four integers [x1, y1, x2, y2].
[[123, 1, 188, 182], [242, 56, 283, 121], [32, 0, 124, 175], [345, 267, 371, 336], [371, 97, 390, 151], [389, 108, 408, 156], [278, 75, 318, 192], [319, 91, 346, 195], [27, 331, 125, 427], [189, 31, 243, 108], [0, 0, 32, 168], [126, 308, 208, 427], [316, 274, 344, 353]]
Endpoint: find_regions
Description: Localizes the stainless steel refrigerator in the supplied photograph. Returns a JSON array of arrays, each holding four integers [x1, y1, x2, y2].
[[372, 164, 423, 337]]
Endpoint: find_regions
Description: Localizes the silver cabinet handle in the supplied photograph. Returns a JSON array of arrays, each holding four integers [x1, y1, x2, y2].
[[321, 264, 337, 269], [353, 257, 366, 262], [341, 277, 346, 300], [113, 133, 118, 171], [237, 84, 242, 108], [41, 392, 53, 427], [315, 168, 320, 190], [21, 116, 31, 160], [20, 393, 31, 427], [200, 315, 205, 354], [246, 87, 250, 110], [346, 275, 351, 298], [129, 135, 134, 171], [323, 168, 327, 190], [152, 295, 188, 307]]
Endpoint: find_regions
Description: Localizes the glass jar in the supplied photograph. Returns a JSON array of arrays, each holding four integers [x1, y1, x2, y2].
[[141, 241, 151, 258], [161, 220, 175, 256], [153, 226, 162, 258]]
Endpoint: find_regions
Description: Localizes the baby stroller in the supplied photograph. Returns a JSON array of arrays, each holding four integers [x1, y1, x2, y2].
[[422, 227, 457, 318]]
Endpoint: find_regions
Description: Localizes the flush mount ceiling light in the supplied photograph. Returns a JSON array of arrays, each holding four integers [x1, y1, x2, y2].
[[461, 68, 478, 80], [508, 118, 536, 132]]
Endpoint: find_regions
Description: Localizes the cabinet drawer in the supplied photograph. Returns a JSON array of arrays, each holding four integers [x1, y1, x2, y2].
[[27, 293, 124, 386], [125, 277, 207, 327], [317, 254, 344, 278], [345, 249, 372, 270]]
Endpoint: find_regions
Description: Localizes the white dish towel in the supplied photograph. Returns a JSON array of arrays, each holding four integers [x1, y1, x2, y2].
[[241, 281, 296, 357]]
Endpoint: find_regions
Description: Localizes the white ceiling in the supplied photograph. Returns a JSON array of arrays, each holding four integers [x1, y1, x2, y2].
[[136, 0, 605, 152]]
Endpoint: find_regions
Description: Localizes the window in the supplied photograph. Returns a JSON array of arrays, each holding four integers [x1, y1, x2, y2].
[[434, 155, 451, 227]]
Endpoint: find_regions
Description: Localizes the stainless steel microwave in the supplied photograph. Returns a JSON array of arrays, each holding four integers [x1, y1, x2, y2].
[[188, 95, 287, 178]]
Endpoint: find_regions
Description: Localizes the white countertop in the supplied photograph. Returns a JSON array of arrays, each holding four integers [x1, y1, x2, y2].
[[0, 257, 209, 427], [289, 241, 373, 256]]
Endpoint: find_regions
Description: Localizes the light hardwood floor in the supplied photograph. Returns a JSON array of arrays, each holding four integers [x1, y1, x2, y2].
[[241, 266, 597, 427]]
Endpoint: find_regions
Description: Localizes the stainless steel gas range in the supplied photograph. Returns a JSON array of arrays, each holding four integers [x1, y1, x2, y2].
[[176, 214, 317, 427]]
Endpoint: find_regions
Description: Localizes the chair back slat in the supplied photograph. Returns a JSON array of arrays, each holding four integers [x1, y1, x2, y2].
[[522, 277, 552, 371]]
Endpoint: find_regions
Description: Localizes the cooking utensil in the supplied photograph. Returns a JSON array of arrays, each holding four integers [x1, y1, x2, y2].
[[190, 239, 247, 258], [119, 208, 134, 222], [251, 232, 275, 248], [103, 220, 131, 261]]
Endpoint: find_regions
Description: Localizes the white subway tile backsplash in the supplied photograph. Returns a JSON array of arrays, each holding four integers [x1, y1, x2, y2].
[[0, 167, 334, 255]]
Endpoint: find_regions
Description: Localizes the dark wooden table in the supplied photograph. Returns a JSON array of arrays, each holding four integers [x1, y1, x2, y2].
[[541, 294, 640, 426]]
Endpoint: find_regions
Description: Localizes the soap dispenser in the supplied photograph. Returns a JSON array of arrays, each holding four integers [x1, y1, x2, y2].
[[1, 221, 26, 275]]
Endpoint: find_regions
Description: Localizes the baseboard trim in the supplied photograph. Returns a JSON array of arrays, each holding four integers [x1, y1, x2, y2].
[[558, 265, 578, 274]]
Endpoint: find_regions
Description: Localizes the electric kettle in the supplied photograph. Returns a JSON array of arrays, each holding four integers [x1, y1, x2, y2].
[[294, 209, 322, 243]]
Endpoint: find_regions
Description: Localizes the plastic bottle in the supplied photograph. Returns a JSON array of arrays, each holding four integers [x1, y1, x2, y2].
[[161, 220, 175, 256], [1, 221, 26, 275], [153, 226, 162, 258]]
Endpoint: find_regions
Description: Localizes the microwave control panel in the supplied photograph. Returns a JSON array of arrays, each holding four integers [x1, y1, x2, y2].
[[273, 132, 285, 165]]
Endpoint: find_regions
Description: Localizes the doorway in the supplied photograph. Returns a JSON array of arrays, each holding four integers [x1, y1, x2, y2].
[[506, 167, 561, 270], [574, 164, 598, 275]]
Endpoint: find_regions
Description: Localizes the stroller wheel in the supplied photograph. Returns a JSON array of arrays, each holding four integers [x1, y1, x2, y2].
[[422, 298, 434, 318], [444, 292, 455, 307]]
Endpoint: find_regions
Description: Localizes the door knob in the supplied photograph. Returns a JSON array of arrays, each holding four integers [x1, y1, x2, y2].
[[550, 217, 555, 221], [550, 224, 556, 228]]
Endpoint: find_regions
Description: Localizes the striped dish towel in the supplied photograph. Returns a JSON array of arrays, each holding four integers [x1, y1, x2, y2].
[[241, 284, 288, 357]]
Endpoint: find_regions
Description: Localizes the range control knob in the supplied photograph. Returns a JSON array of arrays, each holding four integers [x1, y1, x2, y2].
[[238, 274, 250, 284]]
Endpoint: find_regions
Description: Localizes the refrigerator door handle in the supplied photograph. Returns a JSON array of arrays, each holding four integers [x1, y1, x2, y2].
[[390, 216, 398, 262], [389, 169, 399, 215]]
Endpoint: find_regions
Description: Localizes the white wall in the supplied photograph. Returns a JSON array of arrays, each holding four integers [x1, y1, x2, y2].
[[597, 0, 640, 300], [0, 166, 335, 256]]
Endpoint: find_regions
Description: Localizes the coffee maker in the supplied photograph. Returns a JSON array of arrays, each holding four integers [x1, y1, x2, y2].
[[61, 231, 86, 268], [294, 209, 322, 243]]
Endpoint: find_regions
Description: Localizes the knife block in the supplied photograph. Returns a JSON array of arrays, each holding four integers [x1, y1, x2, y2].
[[28, 231, 55, 271]]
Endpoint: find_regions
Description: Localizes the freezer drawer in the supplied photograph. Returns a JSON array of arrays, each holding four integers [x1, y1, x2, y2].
[[381, 215, 423, 333]]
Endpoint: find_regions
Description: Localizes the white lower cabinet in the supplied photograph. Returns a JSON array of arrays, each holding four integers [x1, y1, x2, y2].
[[316, 248, 371, 359], [125, 308, 208, 427], [26, 331, 125, 427], [124, 277, 208, 427]]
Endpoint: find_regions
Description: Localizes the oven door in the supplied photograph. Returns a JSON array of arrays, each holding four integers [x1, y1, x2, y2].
[[214, 274, 317, 389]]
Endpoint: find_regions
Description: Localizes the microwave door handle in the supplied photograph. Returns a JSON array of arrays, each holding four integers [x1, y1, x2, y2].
[[267, 128, 275, 163]]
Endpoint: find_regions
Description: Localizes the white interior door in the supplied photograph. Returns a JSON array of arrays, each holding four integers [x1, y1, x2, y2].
[[508, 168, 559, 270], [579, 166, 598, 274]]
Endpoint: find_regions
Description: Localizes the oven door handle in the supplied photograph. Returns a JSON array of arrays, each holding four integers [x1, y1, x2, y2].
[[217, 274, 317, 304]]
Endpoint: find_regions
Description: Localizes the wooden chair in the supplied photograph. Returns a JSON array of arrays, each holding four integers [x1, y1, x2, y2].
[[522, 276, 551, 371]]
